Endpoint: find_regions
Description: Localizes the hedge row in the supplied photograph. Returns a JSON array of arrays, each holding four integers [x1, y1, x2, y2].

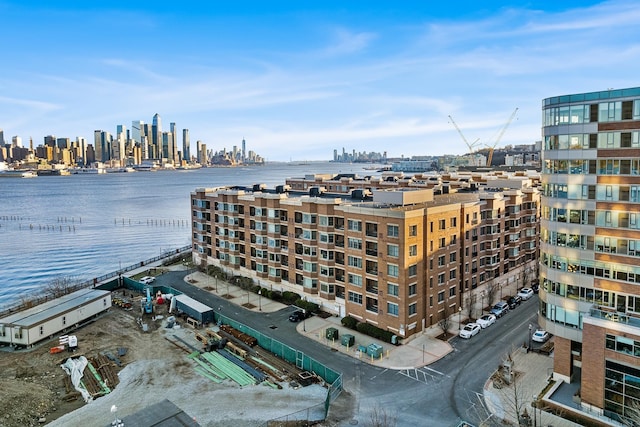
[[341, 315, 395, 344]]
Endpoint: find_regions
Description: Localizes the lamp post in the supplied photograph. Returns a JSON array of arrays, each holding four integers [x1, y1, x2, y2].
[[532, 394, 538, 427], [481, 291, 485, 314], [302, 297, 307, 332], [458, 306, 462, 330], [528, 323, 533, 350], [258, 289, 262, 311]]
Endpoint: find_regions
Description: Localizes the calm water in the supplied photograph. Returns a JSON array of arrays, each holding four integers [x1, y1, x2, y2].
[[0, 162, 378, 309]]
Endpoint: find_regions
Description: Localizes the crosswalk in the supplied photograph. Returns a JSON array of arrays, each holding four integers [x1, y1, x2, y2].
[[398, 366, 449, 384]]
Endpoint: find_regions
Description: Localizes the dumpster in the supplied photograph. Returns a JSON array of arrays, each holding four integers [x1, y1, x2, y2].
[[341, 334, 355, 347], [325, 327, 339, 340], [367, 343, 383, 358]]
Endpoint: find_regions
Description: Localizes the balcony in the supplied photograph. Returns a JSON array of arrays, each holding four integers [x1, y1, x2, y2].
[[589, 306, 640, 328]]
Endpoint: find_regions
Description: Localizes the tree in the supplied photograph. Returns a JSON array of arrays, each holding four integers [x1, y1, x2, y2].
[[466, 292, 477, 320], [485, 282, 498, 307], [367, 406, 397, 427], [438, 304, 452, 336], [496, 348, 532, 426], [44, 276, 79, 298]]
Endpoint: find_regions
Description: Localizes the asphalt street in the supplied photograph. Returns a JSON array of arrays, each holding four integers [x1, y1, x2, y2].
[[161, 271, 541, 426]]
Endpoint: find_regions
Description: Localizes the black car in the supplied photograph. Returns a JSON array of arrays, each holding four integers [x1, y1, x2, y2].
[[507, 295, 522, 309], [531, 281, 540, 293], [288, 310, 308, 322]]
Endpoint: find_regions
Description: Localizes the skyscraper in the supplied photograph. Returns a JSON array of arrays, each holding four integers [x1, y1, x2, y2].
[[540, 87, 640, 423], [183, 129, 190, 163], [170, 122, 177, 163], [151, 113, 161, 159]]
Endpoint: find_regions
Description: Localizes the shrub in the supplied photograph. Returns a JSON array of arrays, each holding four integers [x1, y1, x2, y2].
[[341, 316, 359, 330], [282, 291, 301, 304], [356, 322, 395, 343], [294, 299, 319, 313]]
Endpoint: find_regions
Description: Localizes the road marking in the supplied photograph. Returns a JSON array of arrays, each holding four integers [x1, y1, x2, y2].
[[369, 368, 388, 380], [424, 366, 449, 377], [398, 367, 446, 384]]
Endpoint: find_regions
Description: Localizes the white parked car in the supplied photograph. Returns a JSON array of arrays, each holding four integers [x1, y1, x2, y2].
[[459, 323, 481, 339], [139, 276, 155, 285], [517, 288, 534, 300], [476, 314, 496, 329], [532, 329, 550, 343]]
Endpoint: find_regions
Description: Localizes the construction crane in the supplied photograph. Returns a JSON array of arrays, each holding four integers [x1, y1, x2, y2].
[[485, 107, 519, 167], [448, 115, 480, 155]]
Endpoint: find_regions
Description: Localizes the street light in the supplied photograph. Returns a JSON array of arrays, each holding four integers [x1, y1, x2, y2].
[[481, 291, 485, 315], [528, 323, 533, 351], [532, 394, 538, 427], [458, 306, 462, 330], [258, 289, 262, 311]]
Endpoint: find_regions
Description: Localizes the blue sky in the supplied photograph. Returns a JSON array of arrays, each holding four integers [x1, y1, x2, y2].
[[2, 1, 639, 161]]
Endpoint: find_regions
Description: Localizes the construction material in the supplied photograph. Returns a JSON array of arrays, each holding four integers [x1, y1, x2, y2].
[[61, 356, 92, 403], [219, 324, 257, 347]]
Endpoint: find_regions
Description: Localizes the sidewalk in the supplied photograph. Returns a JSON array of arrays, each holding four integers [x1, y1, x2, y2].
[[483, 348, 581, 427]]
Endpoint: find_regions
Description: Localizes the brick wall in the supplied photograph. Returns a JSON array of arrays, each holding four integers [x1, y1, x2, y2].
[[553, 336, 572, 379], [581, 323, 605, 408]]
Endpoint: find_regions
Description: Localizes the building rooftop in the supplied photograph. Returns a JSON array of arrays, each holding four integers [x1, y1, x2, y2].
[[0, 288, 110, 327]]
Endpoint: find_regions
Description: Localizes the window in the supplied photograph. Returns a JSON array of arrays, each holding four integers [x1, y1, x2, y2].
[[348, 274, 362, 286], [408, 303, 417, 316], [438, 291, 445, 302], [440, 237, 446, 248], [408, 283, 417, 296], [439, 219, 446, 230], [409, 225, 417, 236], [449, 269, 456, 279], [387, 264, 399, 278], [408, 264, 417, 276], [387, 244, 399, 257], [348, 238, 362, 250], [438, 272, 445, 284], [387, 283, 399, 296], [450, 217, 457, 227], [438, 255, 445, 266], [348, 256, 362, 268], [409, 244, 417, 256], [449, 252, 456, 263], [387, 302, 399, 316], [348, 220, 362, 231], [387, 224, 399, 238], [449, 287, 456, 297], [348, 291, 362, 305]]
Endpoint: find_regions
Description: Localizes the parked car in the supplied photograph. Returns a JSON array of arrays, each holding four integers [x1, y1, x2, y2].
[[476, 314, 496, 329], [532, 329, 551, 343], [507, 295, 522, 309], [459, 323, 481, 339], [490, 301, 509, 318], [139, 276, 155, 284], [288, 310, 308, 322], [517, 288, 534, 300]]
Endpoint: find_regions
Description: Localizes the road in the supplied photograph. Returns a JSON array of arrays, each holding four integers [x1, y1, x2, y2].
[[161, 271, 541, 426]]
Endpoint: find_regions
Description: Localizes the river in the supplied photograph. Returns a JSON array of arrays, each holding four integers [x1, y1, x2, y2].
[[0, 162, 379, 309]]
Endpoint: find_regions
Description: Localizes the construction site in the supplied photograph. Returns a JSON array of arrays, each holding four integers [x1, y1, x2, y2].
[[0, 276, 345, 427]]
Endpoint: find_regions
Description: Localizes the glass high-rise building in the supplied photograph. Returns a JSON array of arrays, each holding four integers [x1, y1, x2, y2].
[[540, 87, 640, 423]]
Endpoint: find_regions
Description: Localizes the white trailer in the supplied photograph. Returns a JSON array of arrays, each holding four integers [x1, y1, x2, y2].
[[0, 288, 112, 347]]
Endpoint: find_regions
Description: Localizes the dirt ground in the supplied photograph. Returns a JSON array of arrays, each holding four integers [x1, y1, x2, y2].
[[0, 299, 353, 427]]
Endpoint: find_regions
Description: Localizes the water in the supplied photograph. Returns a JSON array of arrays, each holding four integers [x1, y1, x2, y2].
[[0, 162, 377, 309]]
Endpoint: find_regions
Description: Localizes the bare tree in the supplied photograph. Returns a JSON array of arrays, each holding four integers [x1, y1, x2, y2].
[[466, 292, 477, 320], [498, 349, 532, 426], [485, 281, 498, 307], [44, 276, 79, 298], [438, 304, 452, 336], [367, 406, 397, 427]]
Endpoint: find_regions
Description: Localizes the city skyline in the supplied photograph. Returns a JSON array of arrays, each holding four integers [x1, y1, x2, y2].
[[2, 1, 640, 161]]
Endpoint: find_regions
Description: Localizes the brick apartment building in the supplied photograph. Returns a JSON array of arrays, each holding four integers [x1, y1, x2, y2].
[[191, 171, 539, 340]]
